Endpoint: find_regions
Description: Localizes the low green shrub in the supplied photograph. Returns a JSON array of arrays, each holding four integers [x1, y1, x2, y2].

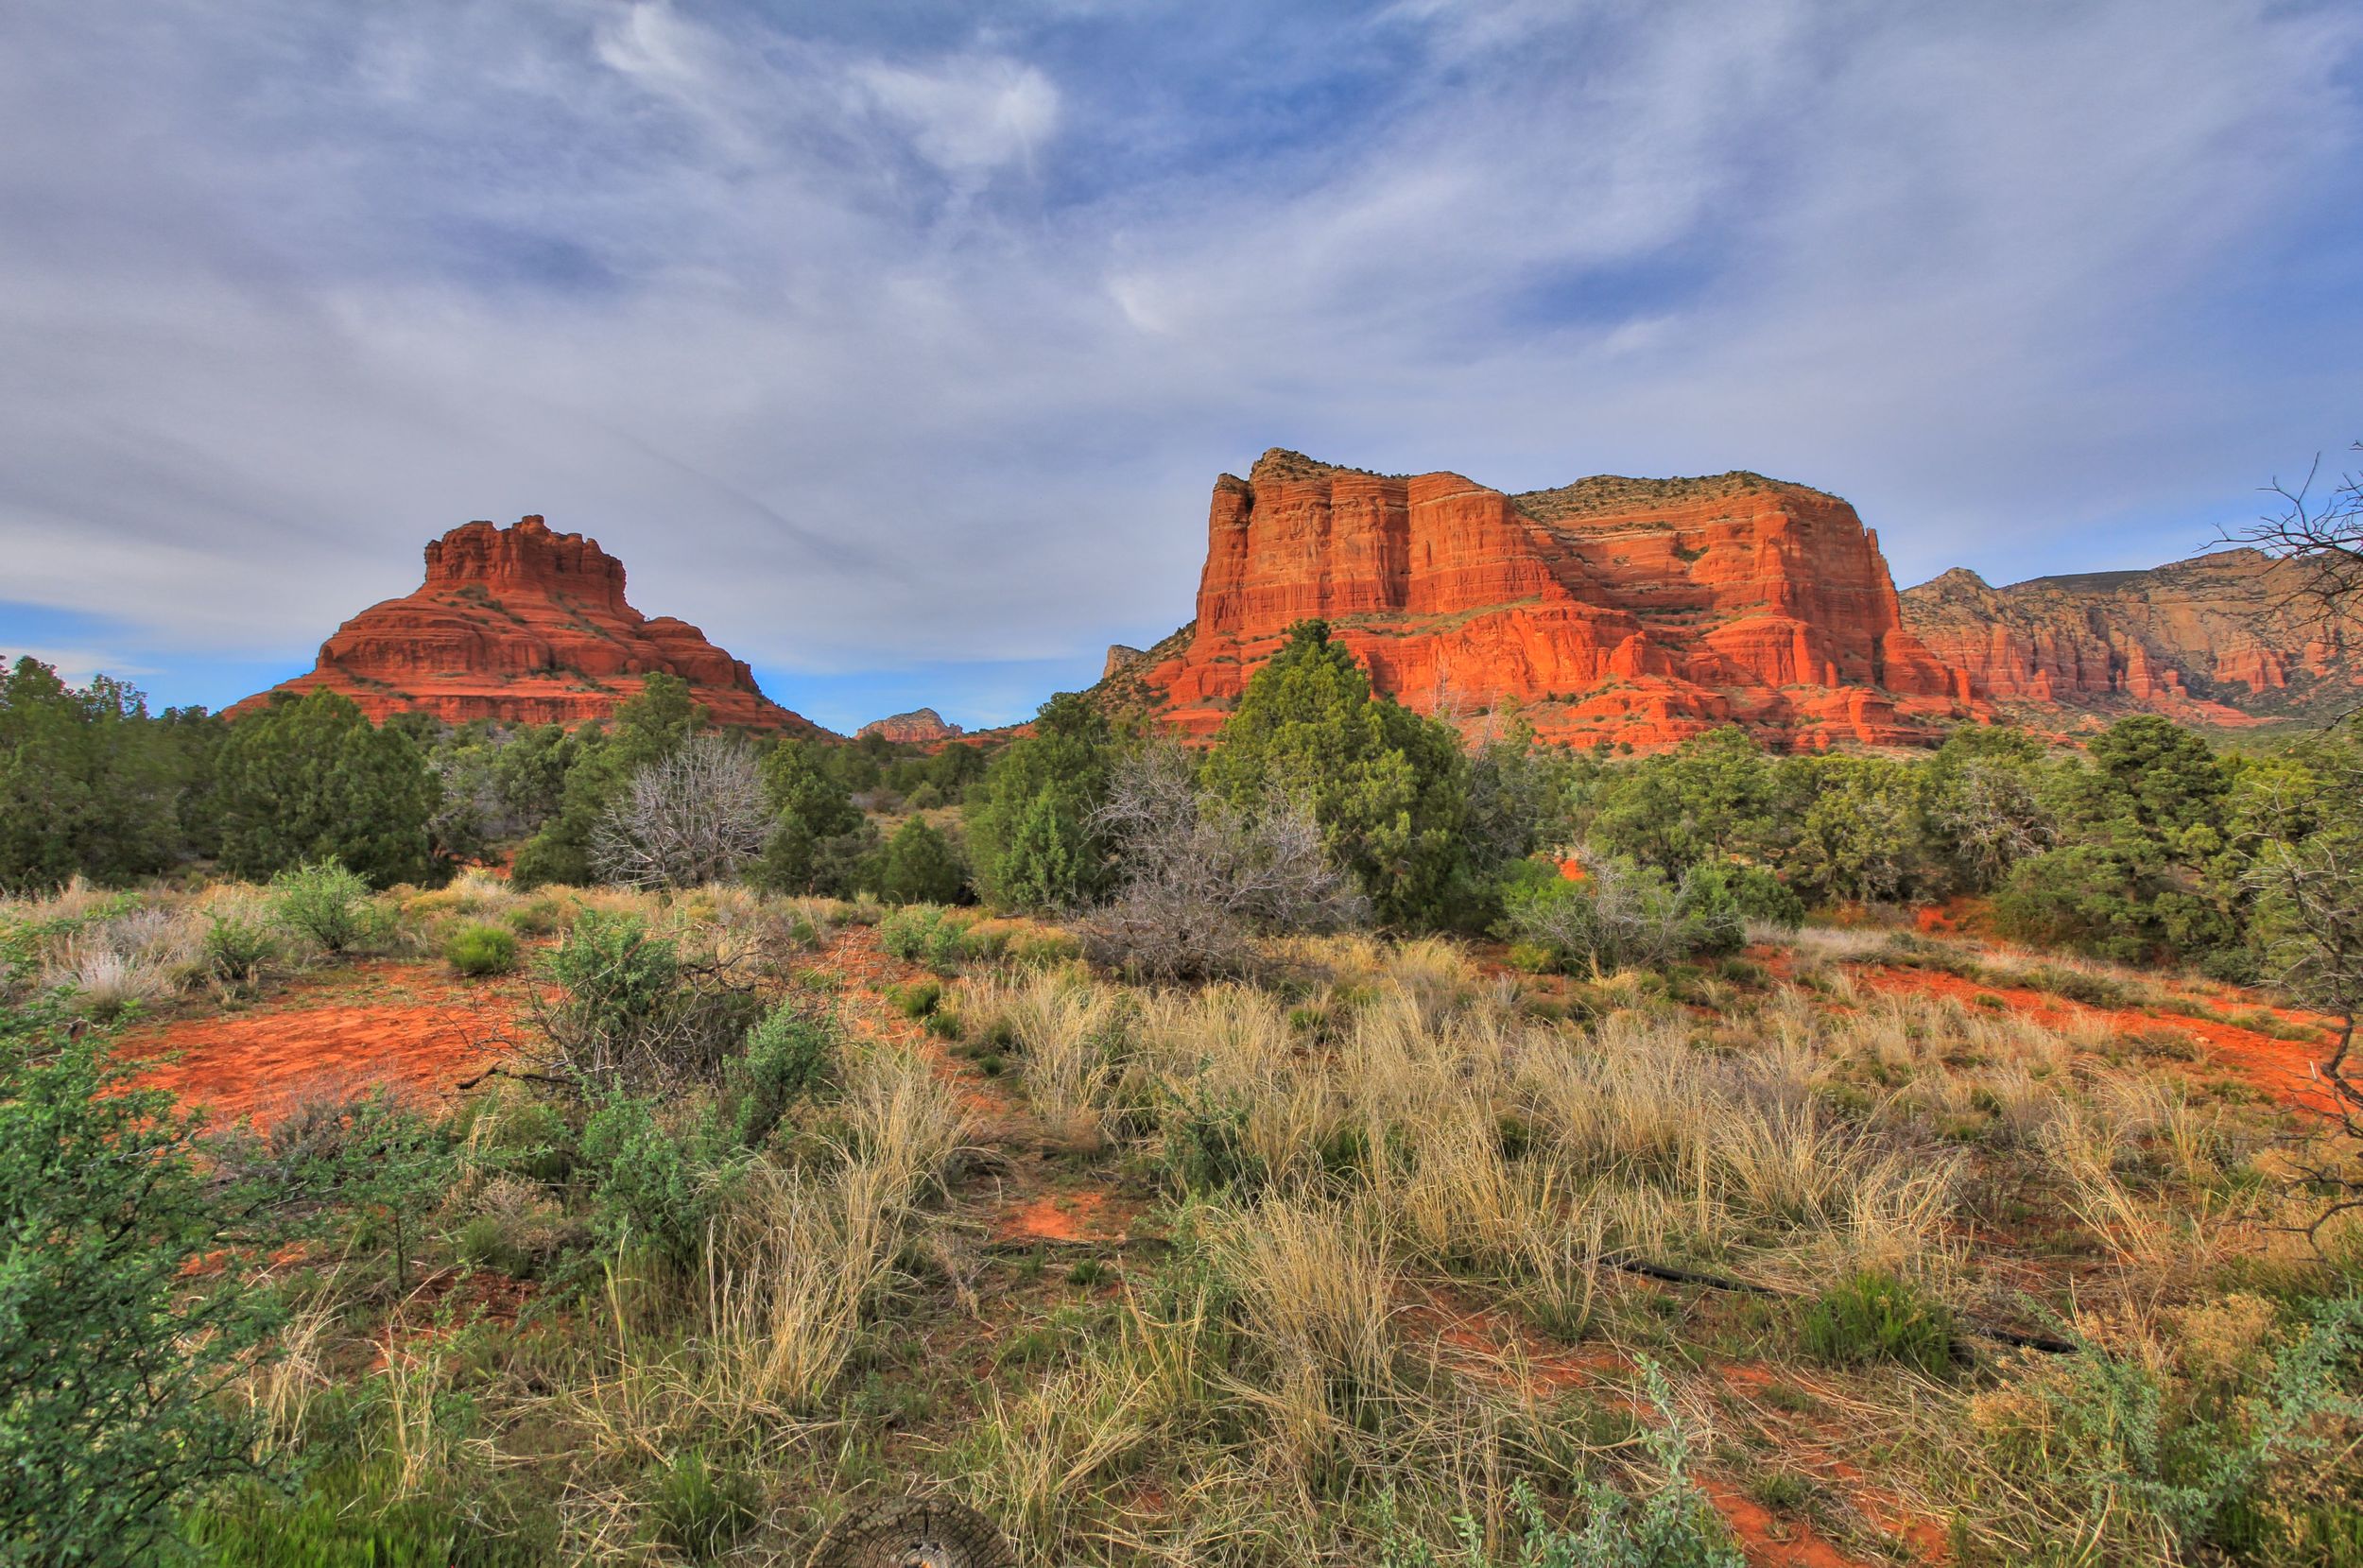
[[1973, 1293, 2363, 1561], [444, 921, 518, 977], [726, 1000, 836, 1147], [201, 911, 278, 986], [645, 1449, 759, 1560], [1801, 1269, 1957, 1377], [579, 1094, 732, 1267], [878, 905, 972, 971], [268, 861, 384, 955], [1160, 1091, 1267, 1198], [888, 978, 942, 1018]]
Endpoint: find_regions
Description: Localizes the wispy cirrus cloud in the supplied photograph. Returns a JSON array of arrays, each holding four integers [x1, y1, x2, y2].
[[0, 0, 2358, 730]]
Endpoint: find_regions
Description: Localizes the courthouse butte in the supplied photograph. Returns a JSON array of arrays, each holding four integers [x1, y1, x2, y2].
[[1106, 449, 1986, 750]]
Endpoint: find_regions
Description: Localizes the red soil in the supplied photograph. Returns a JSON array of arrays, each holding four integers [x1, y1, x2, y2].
[[119, 962, 523, 1129], [996, 1189, 1135, 1245], [1701, 1482, 1876, 1568]]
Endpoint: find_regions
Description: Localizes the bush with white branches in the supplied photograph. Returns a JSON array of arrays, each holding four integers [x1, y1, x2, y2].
[[1084, 746, 1366, 980], [591, 733, 770, 889]]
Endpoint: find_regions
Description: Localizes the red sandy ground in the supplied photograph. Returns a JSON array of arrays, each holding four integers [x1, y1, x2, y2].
[[118, 961, 526, 1129], [1853, 964, 2343, 1116]]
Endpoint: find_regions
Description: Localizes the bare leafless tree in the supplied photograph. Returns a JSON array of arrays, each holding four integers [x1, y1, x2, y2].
[[591, 732, 770, 888], [2217, 442, 2363, 631], [1083, 746, 1367, 980]]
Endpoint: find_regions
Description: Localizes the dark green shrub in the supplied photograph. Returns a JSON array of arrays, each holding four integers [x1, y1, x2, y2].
[[726, 1000, 836, 1147], [1801, 1269, 1957, 1377], [889, 978, 942, 1018], [1684, 860, 1804, 931], [536, 906, 753, 1087], [1161, 1092, 1267, 1198], [213, 686, 437, 887], [1203, 621, 1470, 927], [445, 920, 519, 977], [0, 991, 282, 1565], [879, 816, 965, 905], [579, 1094, 730, 1266]]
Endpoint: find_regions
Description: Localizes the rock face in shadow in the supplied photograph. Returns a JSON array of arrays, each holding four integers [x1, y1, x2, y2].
[[856, 707, 963, 744], [1126, 450, 1986, 750], [231, 516, 820, 732], [1899, 550, 2359, 728]]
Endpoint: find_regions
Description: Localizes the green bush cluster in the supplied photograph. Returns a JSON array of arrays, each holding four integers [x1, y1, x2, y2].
[[879, 905, 976, 971], [267, 859, 385, 955], [1799, 1269, 1958, 1378], [726, 998, 836, 1147], [444, 919, 519, 976]]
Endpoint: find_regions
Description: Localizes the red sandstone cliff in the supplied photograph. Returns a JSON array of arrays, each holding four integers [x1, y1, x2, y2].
[[231, 516, 821, 732], [1121, 451, 1984, 750], [1900, 550, 2359, 727], [856, 708, 964, 744]]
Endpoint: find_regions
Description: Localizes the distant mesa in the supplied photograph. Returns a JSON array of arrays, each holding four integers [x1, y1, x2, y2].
[[1108, 448, 1985, 750], [1898, 549, 2357, 728], [230, 516, 823, 732], [856, 707, 964, 745]]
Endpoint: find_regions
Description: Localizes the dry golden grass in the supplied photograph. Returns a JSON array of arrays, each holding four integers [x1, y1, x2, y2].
[[172, 896, 2360, 1567]]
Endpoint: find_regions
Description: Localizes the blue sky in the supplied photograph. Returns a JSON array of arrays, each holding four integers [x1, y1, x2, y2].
[[2, 0, 2359, 733]]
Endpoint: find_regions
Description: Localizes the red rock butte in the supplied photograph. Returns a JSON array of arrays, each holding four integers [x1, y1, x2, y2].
[[1125, 449, 1986, 750], [230, 516, 820, 732], [856, 708, 964, 745]]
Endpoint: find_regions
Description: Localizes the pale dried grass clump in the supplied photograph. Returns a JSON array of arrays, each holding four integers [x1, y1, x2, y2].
[[1211, 1193, 1403, 1480], [0, 872, 116, 928], [962, 967, 1128, 1143], [700, 1165, 902, 1419], [37, 900, 207, 1011], [1130, 983, 1341, 1183]]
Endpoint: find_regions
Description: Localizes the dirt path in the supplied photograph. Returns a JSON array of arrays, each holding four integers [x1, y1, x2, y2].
[[1853, 963, 2345, 1117]]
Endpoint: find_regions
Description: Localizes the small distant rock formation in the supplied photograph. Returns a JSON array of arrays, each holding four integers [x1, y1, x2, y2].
[[1102, 644, 1146, 681], [1899, 549, 2358, 726], [1113, 449, 1985, 750], [857, 707, 963, 744], [231, 516, 821, 732]]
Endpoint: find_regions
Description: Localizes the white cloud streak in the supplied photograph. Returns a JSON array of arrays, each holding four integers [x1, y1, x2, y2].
[[0, 0, 2357, 718]]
